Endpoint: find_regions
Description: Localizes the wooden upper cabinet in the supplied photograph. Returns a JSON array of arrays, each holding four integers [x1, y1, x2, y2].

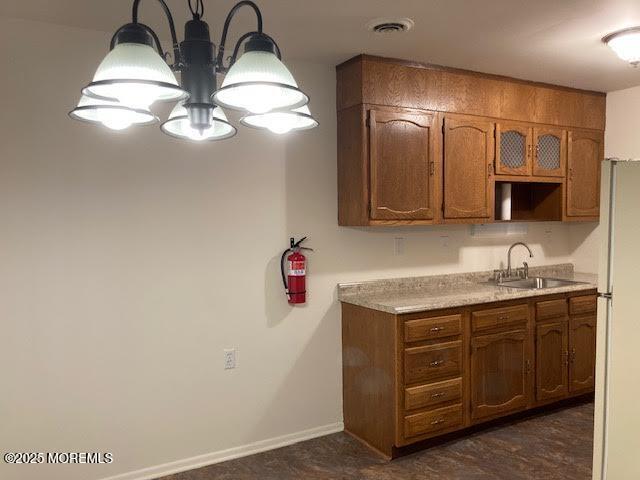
[[470, 329, 530, 421], [536, 320, 569, 402], [566, 130, 604, 218], [336, 56, 606, 226], [369, 108, 438, 220], [443, 115, 494, 220], [496, 123, 532, 176], [533, 127, 566, 177], [569, 314, 597, 393]]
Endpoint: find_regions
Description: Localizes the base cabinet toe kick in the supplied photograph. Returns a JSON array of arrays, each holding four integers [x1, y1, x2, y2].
[[341, 290, 597, 458]]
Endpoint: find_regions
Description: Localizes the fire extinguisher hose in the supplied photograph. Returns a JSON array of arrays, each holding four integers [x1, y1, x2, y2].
[[280, 247, 292, 294]]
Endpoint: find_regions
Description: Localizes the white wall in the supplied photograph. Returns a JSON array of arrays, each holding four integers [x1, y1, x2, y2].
[[0, 17, 593, 480]]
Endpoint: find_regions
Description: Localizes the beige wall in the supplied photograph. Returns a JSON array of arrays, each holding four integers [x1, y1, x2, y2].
[[567, 83, 640, 277], [0, 17, 593, 480]]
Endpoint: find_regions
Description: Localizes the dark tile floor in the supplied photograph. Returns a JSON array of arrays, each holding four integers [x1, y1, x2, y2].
[[160, 402, 594, 480]]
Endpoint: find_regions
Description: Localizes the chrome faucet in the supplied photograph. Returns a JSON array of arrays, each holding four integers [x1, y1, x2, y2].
[[507, 242, 533, 278]]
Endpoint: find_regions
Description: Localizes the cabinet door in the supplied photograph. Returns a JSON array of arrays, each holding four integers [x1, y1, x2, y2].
[[470, 330, 531, 421], [569, 314, 596, 393], [566, 130, 603, 218], [496, 123, 532, 176], [536, 321, 569, 402], [369, 109, 437, 220], [443, 115, 494, 220], [533, 127, 566, 177]]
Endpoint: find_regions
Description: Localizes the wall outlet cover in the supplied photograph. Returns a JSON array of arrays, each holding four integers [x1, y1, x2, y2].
[[224, 349, 237, 370]]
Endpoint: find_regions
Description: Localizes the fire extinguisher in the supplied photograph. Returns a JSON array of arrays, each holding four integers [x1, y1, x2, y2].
[[280, 237, 313, 305]]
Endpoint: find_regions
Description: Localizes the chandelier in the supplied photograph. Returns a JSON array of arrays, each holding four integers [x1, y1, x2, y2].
[[69, 0, 318, 141]]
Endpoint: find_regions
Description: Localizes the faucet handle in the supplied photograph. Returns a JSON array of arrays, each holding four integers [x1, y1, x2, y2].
[[522, 261, 529, 279]]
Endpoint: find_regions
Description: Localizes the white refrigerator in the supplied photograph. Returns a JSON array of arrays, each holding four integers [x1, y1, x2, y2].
[[593, 159, 640, 480]]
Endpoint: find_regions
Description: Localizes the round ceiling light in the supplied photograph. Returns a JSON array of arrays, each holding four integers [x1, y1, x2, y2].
[[366, 18, 414, 34], [603, 27, 640, 66]]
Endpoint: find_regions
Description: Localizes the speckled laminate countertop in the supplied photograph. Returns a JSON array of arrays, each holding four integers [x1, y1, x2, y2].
[[337, 264, 598, 314]]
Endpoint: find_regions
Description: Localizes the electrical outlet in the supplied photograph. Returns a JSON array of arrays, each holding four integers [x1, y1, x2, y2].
[[394, 237, 405, 255], [440, 235, 450, 247], [223, 349, 236, 370]]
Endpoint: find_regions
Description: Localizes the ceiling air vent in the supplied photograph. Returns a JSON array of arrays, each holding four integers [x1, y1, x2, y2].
[[367, 18, 414, 34]]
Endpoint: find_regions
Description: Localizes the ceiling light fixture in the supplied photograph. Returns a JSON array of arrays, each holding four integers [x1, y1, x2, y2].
[[70, 0, 317, 141], [603, 27, 640, 67]]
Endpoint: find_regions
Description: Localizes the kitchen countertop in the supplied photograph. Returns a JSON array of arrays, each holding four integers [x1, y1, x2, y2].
[[337, 263, 598, 314]]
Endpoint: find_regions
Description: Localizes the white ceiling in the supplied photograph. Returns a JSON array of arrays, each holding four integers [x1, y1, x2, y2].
[[2, 0, 640, 92]]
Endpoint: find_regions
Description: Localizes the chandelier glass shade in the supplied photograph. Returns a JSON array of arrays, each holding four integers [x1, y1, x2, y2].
[[69, 95, 158, 130], [161, 102, 236, 141], [212, 50, 308, 114], [241, 105, 318, 134]]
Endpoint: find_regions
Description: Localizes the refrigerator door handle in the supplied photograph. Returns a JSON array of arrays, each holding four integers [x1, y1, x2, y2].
[[598, 292, 613, 300]]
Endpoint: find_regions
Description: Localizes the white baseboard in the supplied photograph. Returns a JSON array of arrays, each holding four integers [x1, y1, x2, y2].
[[100, 422, 344, 480]]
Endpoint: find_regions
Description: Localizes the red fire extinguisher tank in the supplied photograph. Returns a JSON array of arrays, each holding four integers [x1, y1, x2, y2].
[[286, 250, 306, 305], [281, 237, 312, 305]]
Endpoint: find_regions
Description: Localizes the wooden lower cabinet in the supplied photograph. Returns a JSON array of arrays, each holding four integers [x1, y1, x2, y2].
[[470, 329, 531, 421], [569, 314, 597, 393], [341, 290, 596, 458], [536, 320, 569, 402]]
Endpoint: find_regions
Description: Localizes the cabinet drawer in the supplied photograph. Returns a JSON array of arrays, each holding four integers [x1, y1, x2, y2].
[[404, 314, 462, 343], [472, 304, 529, 334], [403, 403, 463, 439], [404, 341, 462, 384], [536, 299, 568, 321], [404, 377, 462, 411], [570, 295, 596, 315]]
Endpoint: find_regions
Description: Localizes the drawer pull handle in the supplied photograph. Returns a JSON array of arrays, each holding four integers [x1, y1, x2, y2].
[[498, 315, 510, 321], [430, 326, 445, 333], [430, 418, 445, 425], [429, 360, 444, 367], [431, 392, 445, 398]]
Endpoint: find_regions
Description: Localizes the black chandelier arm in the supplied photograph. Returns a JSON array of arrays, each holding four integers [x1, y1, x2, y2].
[[229, 31, 282, 67], [215, 1, 264, 73], [131, 0, 182, 68]]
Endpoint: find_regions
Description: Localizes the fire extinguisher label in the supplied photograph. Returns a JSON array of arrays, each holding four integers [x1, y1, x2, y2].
[[288, 261, 305, 276]]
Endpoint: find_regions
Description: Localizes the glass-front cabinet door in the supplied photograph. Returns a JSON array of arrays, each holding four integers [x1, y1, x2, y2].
[[496, 123, 532, 176], [533, 127, 566, 177]]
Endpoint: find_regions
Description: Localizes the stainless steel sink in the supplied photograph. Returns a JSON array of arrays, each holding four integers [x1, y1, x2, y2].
[[497, 277, 585, 290]]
